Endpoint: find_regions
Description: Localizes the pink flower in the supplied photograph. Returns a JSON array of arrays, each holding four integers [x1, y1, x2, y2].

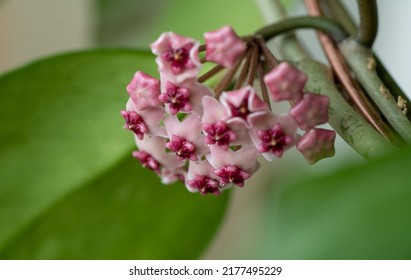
[[121, 110, 147, 140], [134, 135, 185, 170], [204, 26, 246, 67], [166, 135, 197, 161], [164, 114, 207, 162], [132, 150, 161, 173], [202, 121, 236, 151], [264, 62, 307, 102], [290, 93, 330, 130], [220, 86, 269, 127], [214, 165, 250, 188], [248, 112, 299, 160], [187, 175, 220, 195], [186, 160, 221, 195], [207, 145, 259, 187], [151, 32, 201, 83], [297, 128, 336, 164], [159, 81, 192, 115], [126, 71, 162, 111], [201, 96, 251, 149], [121, 98, 166, 139], [160, 80, 213, 115], [123, 28, 339, 195]]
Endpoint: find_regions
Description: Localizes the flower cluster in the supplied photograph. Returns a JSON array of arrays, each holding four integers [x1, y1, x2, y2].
[[121, 26, 336, 195]]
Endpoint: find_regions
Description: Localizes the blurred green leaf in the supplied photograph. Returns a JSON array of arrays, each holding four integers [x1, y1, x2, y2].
[[0, 50, 228, 259], [258, 148, 411, 259], [97, 0, 264, 47]]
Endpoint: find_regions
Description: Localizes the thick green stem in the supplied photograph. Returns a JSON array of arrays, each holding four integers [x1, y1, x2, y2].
[[297, 59, 393, 158], [374, 56, 411, 121], [256, 16, 348, 42], [355, 0, 378, 47], [340, 39, 411, 143], [322, 0, 410, 115]]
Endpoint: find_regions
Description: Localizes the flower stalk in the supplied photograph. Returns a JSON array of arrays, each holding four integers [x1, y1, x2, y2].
[[255, 16, 348, 42], [355, 0, 379, 48]]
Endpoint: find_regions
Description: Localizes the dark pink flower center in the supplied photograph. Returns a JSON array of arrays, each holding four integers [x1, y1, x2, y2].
[[228, 97, 250, 120], [187, 175, 220, 195], [161, 43, 193, 74], [166, 134, 197, 161], [158, 82, 191, 114], [121, 110, 148, 140], [257, 124, 293, 157], [133, 151, 160, 172], [213, 165, 250, 187], [202, 121, 236, 150]]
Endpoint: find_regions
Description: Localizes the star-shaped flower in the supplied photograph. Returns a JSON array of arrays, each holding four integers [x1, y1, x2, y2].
[[186, 160, 221, 195], [164, 114, 207, 162], [121, 98, 166, 139], [264, 62, 307, 102], [206, 145, 259, 187], [126, 71, 162, 111], [297, 128, 336, 164], [151, 32, 202, 84], [220, 86, 269, 128], [133, 135, 185, 172], [204, 26, 246, 68], [248, 112, 299, 160], [290, 93, 330, 130]]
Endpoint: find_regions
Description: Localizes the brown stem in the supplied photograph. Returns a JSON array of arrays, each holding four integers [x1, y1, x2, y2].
[[234, 47, 253, 89], [257, 59, 272, 110], [197, 64, 225, 83], [198, 44, 206, 52], [247, 43, 260, 86], [214, 52, 246, 98], [255, 36, 278, 69]]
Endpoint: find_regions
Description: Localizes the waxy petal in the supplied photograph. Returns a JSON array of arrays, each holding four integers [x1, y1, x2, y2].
[[204, 26, 246, 68], [164, 114, 207, 160], [126, 71, 162, 111], [207, 145, 259, 172], [290, 93, 330, 130], [160, 168, 186, 185], [201, 96, 229, 123], [248, 112, 299, 160], [152, 32, 202, 84], [185, 160, 225, 194], [264, 62, 307, 102], [135, 135, 184, 168], [220, 86, 269, 125], [125, 98, 167, 137], [297, 128, 336, 164]]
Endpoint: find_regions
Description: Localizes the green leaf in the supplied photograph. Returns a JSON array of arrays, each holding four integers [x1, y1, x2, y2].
[[0, 50, 228, 259], [257, 148, 411, 259], [97, 0, 264, 47]]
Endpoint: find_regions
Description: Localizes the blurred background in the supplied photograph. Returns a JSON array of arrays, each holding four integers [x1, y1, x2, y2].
[[1, 0, 410, 259]]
